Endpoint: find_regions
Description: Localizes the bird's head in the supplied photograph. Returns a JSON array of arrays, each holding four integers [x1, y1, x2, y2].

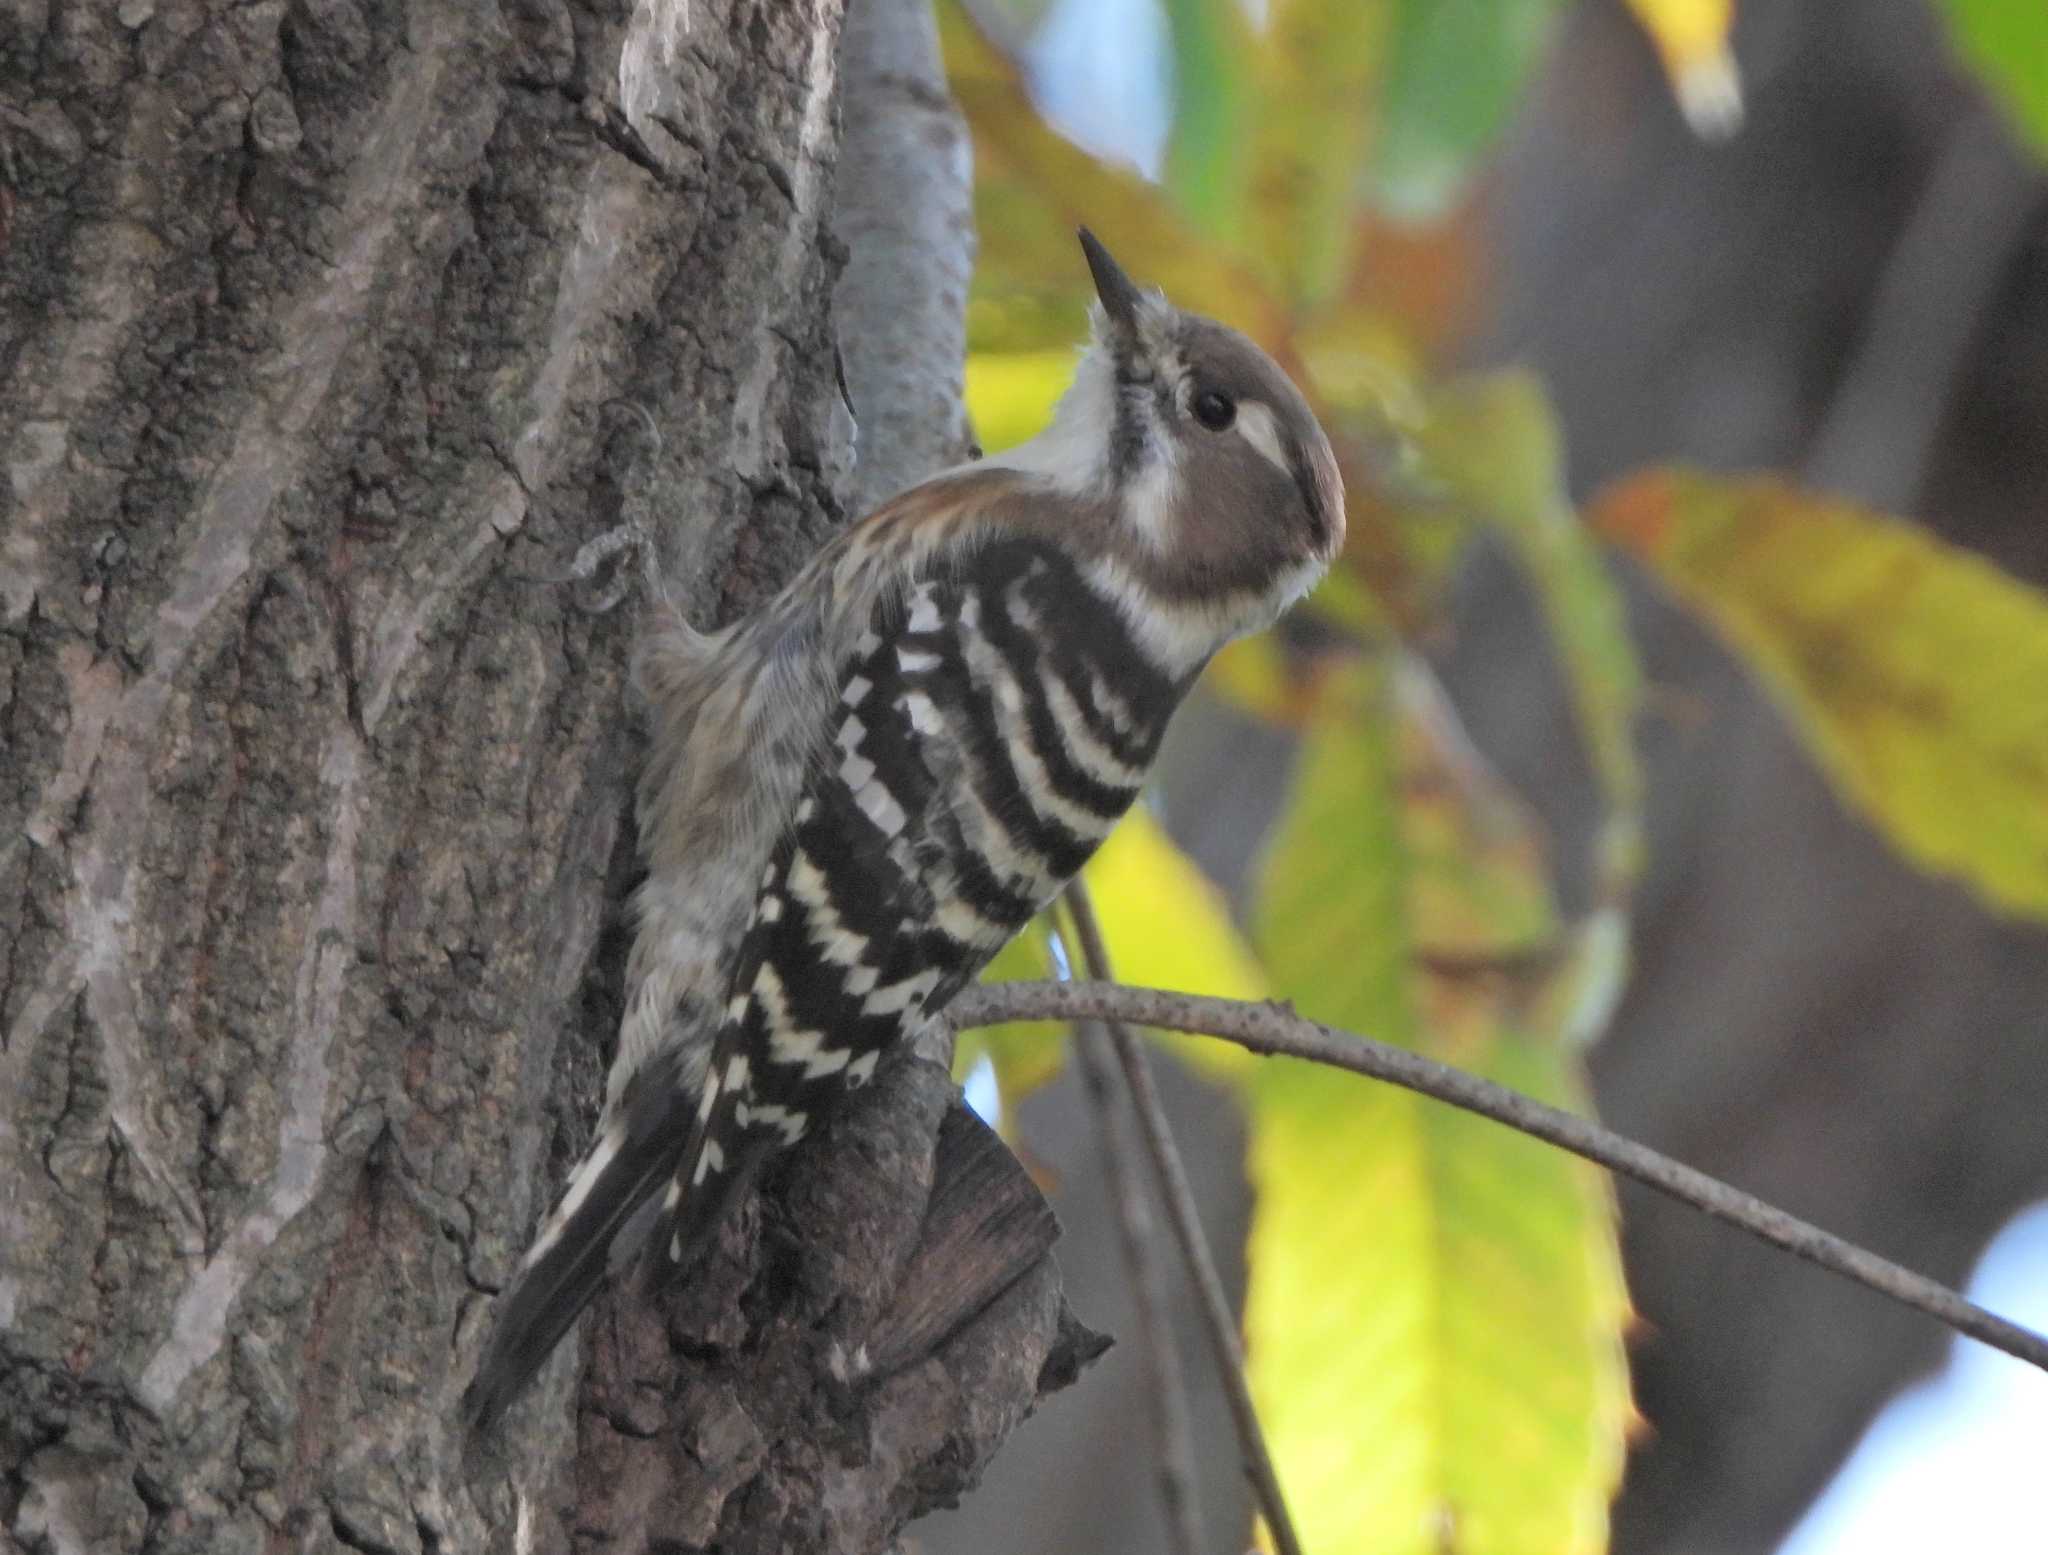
[[981, 231, 1344, 669]]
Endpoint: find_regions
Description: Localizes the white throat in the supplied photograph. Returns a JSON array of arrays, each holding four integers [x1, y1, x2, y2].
[[974, 346, 1117, 495]]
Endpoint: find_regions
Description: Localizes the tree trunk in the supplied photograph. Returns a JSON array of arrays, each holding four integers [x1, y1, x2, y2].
[[0, 4, 1085, 1551]]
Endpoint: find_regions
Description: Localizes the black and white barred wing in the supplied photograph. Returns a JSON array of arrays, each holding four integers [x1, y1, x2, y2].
[[641, 575, 987, 1278], [648, 538, 1182, 1280]]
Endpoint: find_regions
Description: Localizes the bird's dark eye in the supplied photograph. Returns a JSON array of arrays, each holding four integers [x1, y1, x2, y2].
[[1193, 389, 1236, 431]]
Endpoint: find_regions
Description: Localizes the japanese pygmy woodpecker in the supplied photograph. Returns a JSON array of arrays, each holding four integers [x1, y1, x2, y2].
[[465, 230, 1344, 1428]]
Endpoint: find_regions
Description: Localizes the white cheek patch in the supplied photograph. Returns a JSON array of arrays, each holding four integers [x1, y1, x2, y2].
[[1121, 451, 1181, 552], [1232, 399, 1291, 479]]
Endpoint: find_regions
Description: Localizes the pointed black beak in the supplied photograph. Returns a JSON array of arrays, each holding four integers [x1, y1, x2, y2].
[[1078, 228, 1144, 333]]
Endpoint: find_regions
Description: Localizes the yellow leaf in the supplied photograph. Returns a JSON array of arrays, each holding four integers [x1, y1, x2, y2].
[[941, 1, 1289, 345], [966, 809, 1268, 1103], [1204, 635, 1302, 727], [1243, 0, 1393, 307], [1594, 469, 2048, 921], [1248, 657, 1632, 1555], [964, 349, 1078, 455], [1623, 0, 1743, 138], [1083, 808, 1267, 1002], [1246, 1060, 1629, 1555]]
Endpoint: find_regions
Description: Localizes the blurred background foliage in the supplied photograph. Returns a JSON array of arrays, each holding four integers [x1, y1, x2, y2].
[[935, 2, 2048, 1552]]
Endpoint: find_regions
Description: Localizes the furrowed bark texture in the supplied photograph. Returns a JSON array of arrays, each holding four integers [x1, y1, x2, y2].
[[0, 3, 1078, 1551]]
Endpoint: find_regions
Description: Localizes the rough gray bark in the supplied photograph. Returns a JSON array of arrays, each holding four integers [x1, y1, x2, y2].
[[0, 3, 1083, 1551]]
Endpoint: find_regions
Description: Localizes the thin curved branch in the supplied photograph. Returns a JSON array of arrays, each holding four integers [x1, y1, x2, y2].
[[949, 979, 2048, 1375], [1803, 103, 2041, 511], [1068, 1023, 1207, 1555], [1061, 887, 1300, 1555]]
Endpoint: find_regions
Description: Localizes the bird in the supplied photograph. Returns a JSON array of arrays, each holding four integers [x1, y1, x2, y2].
[[464, 229, 1344, 1430]]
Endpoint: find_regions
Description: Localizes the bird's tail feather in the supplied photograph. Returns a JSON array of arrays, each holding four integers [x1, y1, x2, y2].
[[466, 1047, 777, 1430], [636, 1098, 771, 1301], [464, 1102, 682, 1431]]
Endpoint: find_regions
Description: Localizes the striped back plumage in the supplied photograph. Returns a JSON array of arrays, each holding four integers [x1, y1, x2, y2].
[[648, 536, 1191, 1273]]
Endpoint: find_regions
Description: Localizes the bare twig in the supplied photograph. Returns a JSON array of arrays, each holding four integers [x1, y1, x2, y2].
[[1803, 104, 2042, 511], [949, 978, 2048, 1377], [1062, 887, 1308, 1555], [1069, 1018, 1207, 1555]]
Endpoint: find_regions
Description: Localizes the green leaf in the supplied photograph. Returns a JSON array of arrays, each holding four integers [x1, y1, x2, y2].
[[942, 1, 1289, 343], [1414, 371, 1647, 898], [1934, 0, 2048, 158], [1161, 0, 1256, 239], [1245, 1060, 1628, 1555], [1393, 657, 1555, 965], [1258, 657, 1416, 1047], [1371, 0, 1564, 223], [1246, 657, 1632, 1555], [1240, 0, 1393, 308], [1594, 469, 2048, 920]]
